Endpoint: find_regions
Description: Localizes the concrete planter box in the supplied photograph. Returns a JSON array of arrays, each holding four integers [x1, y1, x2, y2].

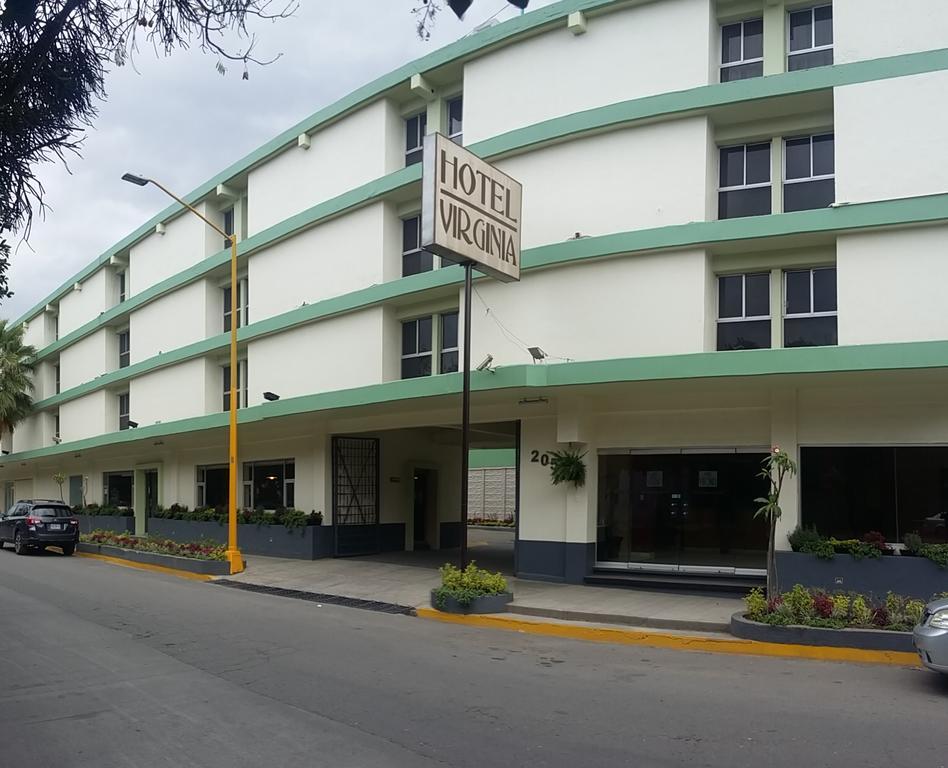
[[78, 541, 230, 575], [776, 551, 948, 601], [731, 612, 913, 653], [75, 515, 135, 535], [147, 518, 333, 560], [430, 589, 513, 614]]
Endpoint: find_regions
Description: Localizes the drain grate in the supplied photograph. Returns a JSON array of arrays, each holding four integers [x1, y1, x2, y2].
[[213, 579, 416, 615]]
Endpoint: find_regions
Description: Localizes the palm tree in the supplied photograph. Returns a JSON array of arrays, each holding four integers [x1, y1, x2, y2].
[[0, 319, 36, 440]]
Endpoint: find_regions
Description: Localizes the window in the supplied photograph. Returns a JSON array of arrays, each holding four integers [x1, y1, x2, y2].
[[401, 313, 459, 378], [118, 329, 130, 369], [54, 364, 60, 395], [53, 315, 59, 342], [242, 459, 295, 510], [802, 447, 948, 545], [784, 267, 837, 347], [222, 207, 235, 249], [447, 96, 463, 144], [405, 111, 427, 166], [402, 216, 433, 277], [222, 360, 248, 411], [784, 133, 835, 212], [788, 5, 833, 71], [441, 311, 459, 373], [720, 18, 763, 82], [118, 392, 130, 431], [103, 471, 133, 507], [117, 271, 126, 303], [717, 273, 771, 350], [223, 278, 249, 332], [196, 465, 228, 508], [53, 411, 60, 441], [68, 475, 83, 507], [719, 142, 771, 219], [401, 317, 432, 379]]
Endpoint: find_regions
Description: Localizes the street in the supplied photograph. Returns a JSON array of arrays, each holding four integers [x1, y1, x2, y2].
[[0, 550, 945, 768]]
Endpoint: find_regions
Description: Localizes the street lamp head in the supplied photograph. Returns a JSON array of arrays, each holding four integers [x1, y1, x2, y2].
[[121, 173, 149, 187]]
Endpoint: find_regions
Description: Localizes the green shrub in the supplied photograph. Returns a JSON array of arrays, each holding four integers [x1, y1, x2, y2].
[[433, 562, 508, 608], [851, 595, 871, 626], [902, 532, 923, 554], [919, 543, 948, 569], [788, 525, 823, 553], [744, 587, 768, 622], [784, 584, 814, 623], [831, 593, 850, 620]]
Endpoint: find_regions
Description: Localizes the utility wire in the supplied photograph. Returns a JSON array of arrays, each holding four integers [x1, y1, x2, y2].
[[471, 285, 574, 363]]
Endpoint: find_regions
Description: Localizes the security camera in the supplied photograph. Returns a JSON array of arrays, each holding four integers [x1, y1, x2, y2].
[[475, 354, 494, 371]]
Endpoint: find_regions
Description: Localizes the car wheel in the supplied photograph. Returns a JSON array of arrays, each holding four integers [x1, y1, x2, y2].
[[61, 544, 75, 556], [14, 531, 26, 555]]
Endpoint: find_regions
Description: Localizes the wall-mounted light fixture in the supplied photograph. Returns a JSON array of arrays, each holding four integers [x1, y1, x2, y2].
[[527, 346, 547, 363], [127, 420, 139, 429], [263, 391, 280, 402]]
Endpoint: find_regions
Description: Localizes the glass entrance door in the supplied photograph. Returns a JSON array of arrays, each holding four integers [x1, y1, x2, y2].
[[597, 451, 769, 572]]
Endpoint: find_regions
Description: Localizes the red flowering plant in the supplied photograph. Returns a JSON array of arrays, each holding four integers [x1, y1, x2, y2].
[[81, 529, 226, 560]]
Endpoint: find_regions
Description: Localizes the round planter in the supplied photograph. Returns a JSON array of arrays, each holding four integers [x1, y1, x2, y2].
[[730, 612, 914, 653], [430, 589, 513, 614]]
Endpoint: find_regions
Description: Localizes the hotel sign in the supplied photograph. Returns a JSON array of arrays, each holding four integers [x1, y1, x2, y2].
[[421, 133, 522, 283]]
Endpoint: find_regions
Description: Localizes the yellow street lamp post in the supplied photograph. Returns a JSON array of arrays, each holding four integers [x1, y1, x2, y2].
[[122, 173, 244, 574]]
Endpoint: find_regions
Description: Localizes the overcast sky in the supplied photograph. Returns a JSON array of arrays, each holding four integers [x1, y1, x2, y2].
[[2, 0, 557, 321]]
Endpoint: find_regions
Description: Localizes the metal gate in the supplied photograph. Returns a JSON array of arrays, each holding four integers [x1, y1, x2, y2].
[[332, 436, 380, 556]]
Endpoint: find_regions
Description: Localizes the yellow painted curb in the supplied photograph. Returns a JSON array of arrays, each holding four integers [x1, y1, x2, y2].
[[75, 551, 214, 582], [415, 608, 921, 667]]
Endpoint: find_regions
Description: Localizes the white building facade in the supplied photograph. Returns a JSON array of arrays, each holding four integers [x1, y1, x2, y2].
[[4, 0, 948, 584]]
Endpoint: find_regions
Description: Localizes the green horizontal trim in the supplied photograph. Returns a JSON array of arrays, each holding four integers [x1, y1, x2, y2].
[[11, 0, 622, 330], [23, 45, 948, 362], [469, 449, 517, 468], [475, 46, 948, 159], [8, 339, 948, 465], [32, 190, 948, 411]]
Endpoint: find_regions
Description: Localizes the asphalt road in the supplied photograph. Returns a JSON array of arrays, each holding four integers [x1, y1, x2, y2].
[[1, 549, 946, 768]]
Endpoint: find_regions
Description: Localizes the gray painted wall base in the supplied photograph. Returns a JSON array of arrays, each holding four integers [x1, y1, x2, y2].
[[78, 541, 231, 575], [517, 540, 595, 584], [730, 612, 914, 653], [430, 589, 513, 614], [776, 551, 948, 600], [147, 518, 334, 560], [76, 515, 135, 535]]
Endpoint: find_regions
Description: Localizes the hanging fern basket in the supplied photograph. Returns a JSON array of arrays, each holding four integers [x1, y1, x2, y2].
[[549, 448, 587, 489]]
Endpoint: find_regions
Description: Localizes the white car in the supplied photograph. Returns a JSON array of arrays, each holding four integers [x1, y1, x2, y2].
[[914, 597, 948, 674]]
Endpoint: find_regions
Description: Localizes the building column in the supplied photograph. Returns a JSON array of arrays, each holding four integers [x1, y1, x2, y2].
[[763, 0, 786, 76], [770, 267, 783, 349], [770, 387, 800, 550], [558, 402, 597, 583]]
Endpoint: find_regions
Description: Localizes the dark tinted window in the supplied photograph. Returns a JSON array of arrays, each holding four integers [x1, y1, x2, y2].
[[788, 48, 833, 70], [812, 267, 837, 312], [745, 143, 771, 184], [722, 22, 742, 63], [814, 5, 833, 46], [721, 61, 763, 82], [744, 18, 763, 58], [717, 320, 771, 351], [788, 9, 812, 52], [31, 506, 71, 518], [785, 137, 811, 180], [745, 273, 770, 317], [785, 270, 812, 314], [402, 216, 419, 253], [718, 275, 743, 318], [812, 134, 834, 176], [784, 178, 835, 212], [719, 146, 745, 188], [784, 315, 838, 347], [719, 187, 771, 219]]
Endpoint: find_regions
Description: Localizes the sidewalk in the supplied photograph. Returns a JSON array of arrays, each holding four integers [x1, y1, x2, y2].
[[220, 555, 743, 632]]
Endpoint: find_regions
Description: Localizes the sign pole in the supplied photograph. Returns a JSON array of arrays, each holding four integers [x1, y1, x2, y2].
[[460, 261, 473, 570]]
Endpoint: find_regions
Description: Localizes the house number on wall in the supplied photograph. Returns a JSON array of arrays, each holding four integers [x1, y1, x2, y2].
[[530, 450, 552, 466]]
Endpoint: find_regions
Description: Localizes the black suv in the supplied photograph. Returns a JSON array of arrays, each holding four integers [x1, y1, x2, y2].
[[0, 500, 79, 555]]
